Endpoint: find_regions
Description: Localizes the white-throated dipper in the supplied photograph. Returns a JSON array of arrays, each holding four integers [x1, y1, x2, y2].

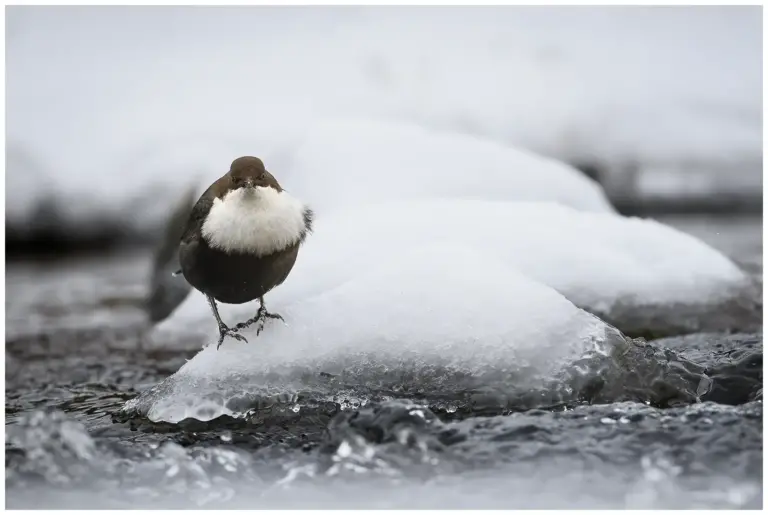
[[179, 156, 313, 349]]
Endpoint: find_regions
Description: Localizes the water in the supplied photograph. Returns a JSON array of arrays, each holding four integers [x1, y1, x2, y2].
[[5, 215, 762, 509]]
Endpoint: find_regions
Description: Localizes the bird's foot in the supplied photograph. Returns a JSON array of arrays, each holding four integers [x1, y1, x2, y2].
[[255, 309, 285, 336], [234, 307, 285, 336], [217, 324, 248, 350]]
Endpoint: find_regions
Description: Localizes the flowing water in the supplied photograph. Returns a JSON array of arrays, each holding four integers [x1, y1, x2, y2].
[[5, 214, 762, 509]]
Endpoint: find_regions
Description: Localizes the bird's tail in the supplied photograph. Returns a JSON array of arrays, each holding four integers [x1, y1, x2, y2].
[[144, 183, 198, 325]]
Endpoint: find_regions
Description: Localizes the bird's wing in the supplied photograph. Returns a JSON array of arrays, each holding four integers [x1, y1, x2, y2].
[[180, 185, 216, 244]]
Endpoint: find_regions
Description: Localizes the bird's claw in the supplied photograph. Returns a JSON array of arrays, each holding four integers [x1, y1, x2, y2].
[[262, 311, 285, 323], [257, 311, 284, 335], [234, 308, 285, 335], [217, 325, 248, 350]]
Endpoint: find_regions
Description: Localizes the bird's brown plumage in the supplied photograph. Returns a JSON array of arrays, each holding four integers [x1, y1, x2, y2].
[[179, 156, 312, 305]]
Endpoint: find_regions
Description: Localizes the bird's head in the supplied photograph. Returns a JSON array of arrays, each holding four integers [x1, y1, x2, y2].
[[228, 156, 282, 192]]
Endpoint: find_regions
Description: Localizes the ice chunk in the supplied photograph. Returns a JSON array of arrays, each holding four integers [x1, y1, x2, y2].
[[281, 118, 614, 215], [127, 244, 621, 423], [159, 198, 751, 342], [134, 196, 752, 424]]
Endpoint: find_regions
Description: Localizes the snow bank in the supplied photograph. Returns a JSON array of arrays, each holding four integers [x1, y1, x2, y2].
[[128, 244, 621, 422], [281, 118, 613, 215], [7, 115, 614, 236], [6, 6, 760, 233]]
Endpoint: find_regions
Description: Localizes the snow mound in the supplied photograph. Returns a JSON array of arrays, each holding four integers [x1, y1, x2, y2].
[[156, 198, 750, 341], [286, 200, 748, 310], [127, 192, 753, 423], [281, 118, 614, 215], [126, 244, 623, 423]]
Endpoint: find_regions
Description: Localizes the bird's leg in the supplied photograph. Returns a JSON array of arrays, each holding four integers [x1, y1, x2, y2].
[[234, 296, 285, 336], [255, 297, 285, 335], [207, 295, 248, 349]]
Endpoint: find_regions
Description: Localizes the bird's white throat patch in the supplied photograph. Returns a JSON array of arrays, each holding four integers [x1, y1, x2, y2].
[[202, 186, 307, 256]]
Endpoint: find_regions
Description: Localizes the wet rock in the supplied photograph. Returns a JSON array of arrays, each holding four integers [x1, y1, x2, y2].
[[651, 332, 762, 405], [592, 286, 762, 340]]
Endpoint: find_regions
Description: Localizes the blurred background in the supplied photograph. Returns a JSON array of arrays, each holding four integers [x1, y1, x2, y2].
[[6, 5, 762, 256]]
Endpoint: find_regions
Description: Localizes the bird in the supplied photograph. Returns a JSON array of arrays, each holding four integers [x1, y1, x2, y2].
[[178, 156, 313, 349]]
